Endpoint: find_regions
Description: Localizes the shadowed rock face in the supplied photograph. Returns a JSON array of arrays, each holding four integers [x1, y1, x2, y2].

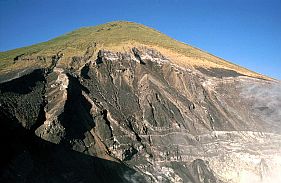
[[1, 47, 281, 183], [0, 111, 145, 183]]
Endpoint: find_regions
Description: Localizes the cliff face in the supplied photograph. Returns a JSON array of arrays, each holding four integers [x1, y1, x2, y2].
[[1, 22, 281, 183]]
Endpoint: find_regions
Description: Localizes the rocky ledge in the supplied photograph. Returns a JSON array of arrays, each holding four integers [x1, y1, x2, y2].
[[1, 47, 280, 183]]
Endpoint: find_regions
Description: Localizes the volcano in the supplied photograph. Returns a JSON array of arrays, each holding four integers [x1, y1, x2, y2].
[[1, 21, 280, 183]]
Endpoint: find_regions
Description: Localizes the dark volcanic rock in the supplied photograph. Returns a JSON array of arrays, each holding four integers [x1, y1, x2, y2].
[[0, 113, 145, 183], [197, 67, 245, 78], [1, 47, 281, 183], [0, 69, 46, 129]]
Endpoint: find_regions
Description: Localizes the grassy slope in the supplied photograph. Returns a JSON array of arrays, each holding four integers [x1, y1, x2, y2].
[[0, 21, 267, 79]]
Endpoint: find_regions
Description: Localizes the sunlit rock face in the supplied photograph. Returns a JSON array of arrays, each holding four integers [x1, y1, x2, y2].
[[1, 47, 280, 183]]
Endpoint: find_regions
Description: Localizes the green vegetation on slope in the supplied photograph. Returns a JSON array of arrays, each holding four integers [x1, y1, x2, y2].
[[0, 21, 197, 59], [0, 21, 263, 78]]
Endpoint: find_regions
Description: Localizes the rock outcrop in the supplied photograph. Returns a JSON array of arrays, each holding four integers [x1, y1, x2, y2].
[[1, 22, 280, 183]]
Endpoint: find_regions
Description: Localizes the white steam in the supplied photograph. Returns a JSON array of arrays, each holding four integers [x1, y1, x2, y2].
[[240, 81, 281, 133]]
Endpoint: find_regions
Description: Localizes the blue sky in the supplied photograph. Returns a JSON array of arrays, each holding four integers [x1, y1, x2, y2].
[[0, 0, 280, 79]]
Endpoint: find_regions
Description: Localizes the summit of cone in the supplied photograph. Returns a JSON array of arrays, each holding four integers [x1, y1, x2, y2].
[[0, 21, 268, 79]]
